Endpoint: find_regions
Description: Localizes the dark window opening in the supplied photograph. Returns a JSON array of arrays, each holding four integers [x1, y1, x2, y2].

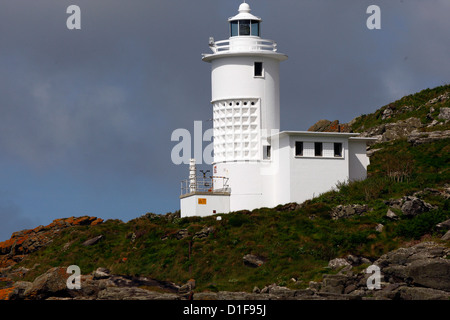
[[334, 142, 343, 157], [295, 141, 303, 156], [315, 142, 323, 157], [254, 62, 263, 77], [263, 145, 271, 160]]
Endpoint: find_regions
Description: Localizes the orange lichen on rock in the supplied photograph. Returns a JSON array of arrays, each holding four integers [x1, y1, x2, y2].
[[0, 216, 103, 269], [0, 287, 14, 300]]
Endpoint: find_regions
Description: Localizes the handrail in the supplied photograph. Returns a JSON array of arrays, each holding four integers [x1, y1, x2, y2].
[[180, 176, 230, 196], [209, 38, 278, 53]]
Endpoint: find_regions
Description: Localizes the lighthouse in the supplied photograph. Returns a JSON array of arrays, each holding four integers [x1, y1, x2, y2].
[[179, 2, 375, 217]]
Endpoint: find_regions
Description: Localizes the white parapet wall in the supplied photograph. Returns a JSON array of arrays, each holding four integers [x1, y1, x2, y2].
[[180, 193, 230, 218]]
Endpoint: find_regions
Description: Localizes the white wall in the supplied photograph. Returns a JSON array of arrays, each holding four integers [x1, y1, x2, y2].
[[285, 134, 350, 204], [348, 139, 370, 181], [210, 55, 281, 134], [214, 161, 274, 211], [180, 194, 230, 217]]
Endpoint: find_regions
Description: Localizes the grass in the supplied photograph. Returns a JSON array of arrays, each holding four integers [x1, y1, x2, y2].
[[350, 84, 450, 133]]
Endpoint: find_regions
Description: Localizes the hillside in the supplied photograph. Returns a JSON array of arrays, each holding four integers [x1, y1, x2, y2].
[[0, 85, 449, 300]]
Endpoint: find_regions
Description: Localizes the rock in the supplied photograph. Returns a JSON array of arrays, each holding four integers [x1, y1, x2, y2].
[[330, 204, 369, 220], [320, 274, 349, 294], [82, 235, 103, 246], [8, 281, 32, 300], [401, 196, 435, 216], [407, 259, 450, 292], [243, 254, 265, 268], [276, 202, 303, 212], [24, 267, 71, 300], [375, 242, 450, 293], [386, 208, 399, 220], [328, 258, 351, 270], [308, 281, 321, 292], [375, 224, 384, 233], [192, 226, 215, 240], [407, 130, 450, 145], [0, 216, 103, 269], [93, 267, 111, 280], [427, 92, 449, 105], [442, 230, 450, 241], [308, 119, 331, 132], [381, 107, 394, 120], [436, 219, 450, 230], [382, 117, 423, 142], [391, 286, 450, 300], [308, 119, 351, 133], [366, 148, 382, 157], [97, 287, 181, 300], [438, 107, 450, 120], [175, 229, 189, 240], [252, 286, 260, 294]]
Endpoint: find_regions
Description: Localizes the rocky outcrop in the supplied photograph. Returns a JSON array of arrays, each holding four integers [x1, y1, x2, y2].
[[0, 216, 103, 269], [375, 242, 450, 293], [384, 195, 438, 217], [308, 119, 351, 133], [330, 204, 370, 220], [407, 130, 450, 145], [360, 117, 424, 143], [310, 242, 450, 300], [2, 241, 450, 300]]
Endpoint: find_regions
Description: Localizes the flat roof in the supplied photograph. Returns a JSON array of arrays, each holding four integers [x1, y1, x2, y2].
[[270, 131, 361, 139]]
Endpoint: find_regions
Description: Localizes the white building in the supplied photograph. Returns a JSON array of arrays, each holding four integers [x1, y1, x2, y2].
[[180, 2, 374, 217]]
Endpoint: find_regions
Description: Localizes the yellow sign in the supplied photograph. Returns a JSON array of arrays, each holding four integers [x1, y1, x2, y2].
[[198, 198, 207, 205]]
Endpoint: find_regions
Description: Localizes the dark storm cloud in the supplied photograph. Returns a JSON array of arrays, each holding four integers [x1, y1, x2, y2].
[[0, 0, 449, 240]]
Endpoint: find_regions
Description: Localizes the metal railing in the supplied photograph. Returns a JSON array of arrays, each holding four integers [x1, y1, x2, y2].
[[180, 176, 230, 196], [209, 39, 278, 53]]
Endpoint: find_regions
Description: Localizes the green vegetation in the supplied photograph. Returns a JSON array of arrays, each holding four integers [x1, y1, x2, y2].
[[9, 85, 450, 292], [350, 84, 450, 133]]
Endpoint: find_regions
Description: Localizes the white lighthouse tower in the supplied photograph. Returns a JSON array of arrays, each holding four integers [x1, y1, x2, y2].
[[179, 2, 375, 217], [203, 2, 287, 211]]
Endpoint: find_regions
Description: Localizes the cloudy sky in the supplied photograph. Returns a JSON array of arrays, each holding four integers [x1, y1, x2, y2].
[[0, 0, 449, 241]]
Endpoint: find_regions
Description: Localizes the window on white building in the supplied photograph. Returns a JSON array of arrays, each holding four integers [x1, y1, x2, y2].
[[314, 142, 323, 157], [263, 145, 271, 160], [254, 62, 263, 77], [334, 142, 343, 157], [295, 141, 303, 156]]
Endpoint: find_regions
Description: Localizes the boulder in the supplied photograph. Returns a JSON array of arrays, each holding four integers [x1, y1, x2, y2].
[[328, 258, 351, 270], [401, 196, 435, 216], [330, 204, 369, 220], [382, 117, 422, 142], [82, 235, 103, 246], [386, 208, 399, 220], [391, 286, 450, 300], [192, 226, 215, 240], [24, 267, 71, 300], [375, 224, 384, 233], [320, 274, 350, 294], [243, 254, 265, 268], [438, 107, 450, 120], [436, 219, 450, 230], [407, 259, 450, 292], [407, 130, 450, 145], [93, 267, 111, 280], [442, 230, 450, 241]]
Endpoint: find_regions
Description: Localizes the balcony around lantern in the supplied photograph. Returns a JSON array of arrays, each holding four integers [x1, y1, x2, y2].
[[208, 37, 278, 54]]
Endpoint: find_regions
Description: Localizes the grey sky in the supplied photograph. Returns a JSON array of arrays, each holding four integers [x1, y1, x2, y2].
[[0, 0, 449, 241]]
